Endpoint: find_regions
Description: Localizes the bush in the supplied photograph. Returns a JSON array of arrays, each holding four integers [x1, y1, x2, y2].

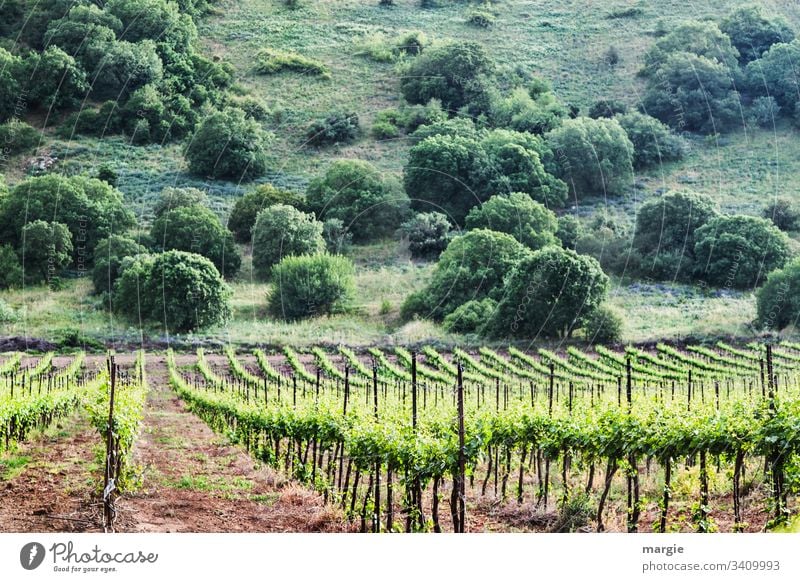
[[616, 112, 685, 168], [693, 215, 790, 289], [721, 5, 795, 64], [400, 41, 496, 115], [114, 250, 231, 333], [745, 41, 800, 111], [322, 218, 353, 255], [268, 253, 355, 320], [442, 298, 496, 334], [186, 108, 270, 180], [228, 184, 304, 243], [228, 95, 271, 121], [153, 187, 208, 219], [88, 39, 163, 101], [644, 52, 740, 133], [354, 31, 428, 63], [21, 46, 89, 111], [306, 159, 410, 242], [756, 258, 800, 330], [0, 244, 22, 289], [0, 174, 135, 264], [0, 120, 40, 155], [410, 117, 478, 143], [465, 192, 559, 250], [20, 220, 72, 285], [372, 120, 400, 139], [400, 212, 453, 260], [96, 164, 118, 187], [763, 198, 800, 231], [0, 299, 15, 324], [400, 99, 446, 132], [641, 21, 740, 76], [749, 96, 781, 127], [466, 9, 495, 28], [485, 246, 609, 339], [0, 48, 22, 123], [556, 214, 581, 250], [546, 117, 634, 199], [92, 235, 147, 296], [401, 229, 531, 321], [587, 99, 628, 119], [582, 304, 623, 343], [151, 204, 242, 278], [491, 85, 569, 135], [254, 48, 330, 78], [305, 111, 360, 146], [251, 204, 325, 279]]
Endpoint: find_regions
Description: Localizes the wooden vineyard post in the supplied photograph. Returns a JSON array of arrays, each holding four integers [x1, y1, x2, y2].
[[373, 362, 380, 533], [103, 355, 117, 532], [411, 352, 418, 431], [343, 366, 350, 416], [548, 362, 554, 416], [687, 369, 693, 412], [454, 363, 466, 533]]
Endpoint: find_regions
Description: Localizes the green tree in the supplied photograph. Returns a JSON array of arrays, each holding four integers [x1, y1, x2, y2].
[[151, 204, 241, 278], [546, 117, 634, 199], [400, 211, 452, 259], [268, 253, 355, 320], [0, 244, 22, 289], [400, 41, 496, 115], [20, 220, 72, 285], [756, 258, 800, 330], [114, 250, 231, 332], [556, 214, 581, 250], [491, 85, 568, 135], [401, 229, 531, 321], [442, 297, 496, 334], [465, 192, 558, 250], [44, 5, 121, 70], [721, 5, 795, 64], [693, 215, 790, 289], [616, 112, 685, 169], [0, 174, 135, 264], [485, 246, 609, 339], [642, 21, 740, 75], [251, 204, 325, 279], [582, 304, 623, 343], [92, 235, 147, 296], [152, 186, 208, 219], [306, 160, 410, 243], [643, 52, 740, 133], [632, 190, 718, 280], [228, 184, 304, 243], [0, 48, 22, 123], [745, 40, 800, 111], [186, 108, 270, 180], [89, 40, 164, 101], [763, 197, 800, 231], [22, 46, 89, 111]]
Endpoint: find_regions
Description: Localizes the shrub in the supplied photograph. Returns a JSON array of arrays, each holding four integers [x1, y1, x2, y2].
[[605, 46, 620, 66], [693, 215, 790, 289], [410, 117, 478, 143], [763, 198, 800, 231], [0, 299, 15, 324], [114, 250, 231, 333], [20, 220, 73, 285], [721, 5, 795, 64], [491, 85, 569, 135], [485, 246, 609, 339], [251, 204, 325, 279], [400, 41, 496, 115], [254, 48, 330, 78], [400, 211, 453, 260], [546, 117, 634, 199], [749, 96, 781, 127], [442, 298, 496, 334], [92, 235, 147, 296], [322, 218, 353, 255], [21, 46, 89, 111], [756, 258, 800, 330], [228, 184, 304, 243], [153, 187, 208, 219], [587, 99, 628, 119], [556, 215, 581, 250], [0, 48, 22, 123], [96, 164, 118, 187], [0, 244, 22, 289], [465, 192, 559, 250], [88, 39, 163, 101], [582, 304, 623, 343], [305, 111, 360, 146], [268, 253, 355, 320], [151, 204, 242, 278], [186, 108, 270, 180], [354, 31, 428, 63], [401, 229, 531, 321], [306, 159, 410, 242], [466, 9, 495, 28], [641, 21, 740, 76], [616, 111, 685, 168], [745, 41, 800, 111], [228, 95, 271, 121], [372, 120, 400, 139], [0, 120, 40, 156]]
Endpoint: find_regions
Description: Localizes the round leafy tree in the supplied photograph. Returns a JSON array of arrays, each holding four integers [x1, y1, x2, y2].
[[582, 304, 623, 343], [756, 258, 800, 330], [114, 250, 231, 333], [763, 197, 800, 231], [693, 215, 790, 289], [546, 117, 634, 199], [150, 204, 241, 278], [251, 204, 325, 279], [306, 160, 410, 243], [745, 40, 800, 111], [88, 40, 163, 101], [721, 6, 795, 64], [228, 184, 304, 243], [20, 220, 73, 285], [152, 187, 208, 219], [400, 41, 496, 115], [642, 21, 740, 75], [616, 112, 685, 169], [0, 244, 22, 289], [485, 246, 609, 339], [268, 253, 355, 320], [400, 211, 453, 259], [401, 229, 531, 321], [92, 234, 147, 295], [0, 48, 22, 122], [186, 108, 270, 180], [22, 46, 89, 111], [442, 297, 496, 334], [465, 192, 558, 250]]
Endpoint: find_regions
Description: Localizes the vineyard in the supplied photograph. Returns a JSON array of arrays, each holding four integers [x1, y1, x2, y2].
[[1, 342, 800, 533]]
